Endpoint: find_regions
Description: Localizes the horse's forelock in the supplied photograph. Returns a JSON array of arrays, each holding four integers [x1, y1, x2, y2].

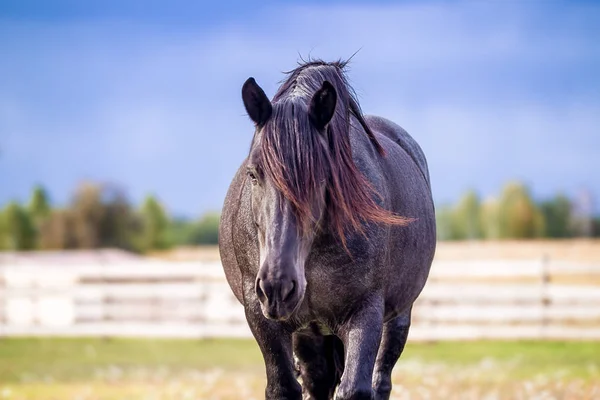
[[259, 98, 329, 231]]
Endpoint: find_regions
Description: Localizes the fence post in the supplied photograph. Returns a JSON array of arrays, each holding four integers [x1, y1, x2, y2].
[[100, 253, 111, 340], [541, 254, 551, 339]]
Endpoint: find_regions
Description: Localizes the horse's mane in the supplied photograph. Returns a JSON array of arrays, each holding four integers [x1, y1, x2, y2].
[[257, 59, 412, 242], [274, 59, 384, 155]]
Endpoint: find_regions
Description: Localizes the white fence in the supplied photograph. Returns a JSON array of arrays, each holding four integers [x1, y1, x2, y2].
[[1, 252, 600, 340]]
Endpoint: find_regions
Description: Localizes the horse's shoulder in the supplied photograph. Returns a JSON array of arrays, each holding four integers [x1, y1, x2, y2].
[[219, 161, 253, 304]]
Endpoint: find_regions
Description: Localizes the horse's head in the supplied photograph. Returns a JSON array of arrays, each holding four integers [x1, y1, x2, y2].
[[241, 77, 337, 321], [240, 64, 411, 320]]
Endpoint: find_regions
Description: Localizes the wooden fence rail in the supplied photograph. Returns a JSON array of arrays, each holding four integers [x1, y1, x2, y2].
[[1, 256, 600, 340]]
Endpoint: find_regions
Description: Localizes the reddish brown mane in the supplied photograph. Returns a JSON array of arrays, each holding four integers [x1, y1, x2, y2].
[[257, 60, 412, 242]]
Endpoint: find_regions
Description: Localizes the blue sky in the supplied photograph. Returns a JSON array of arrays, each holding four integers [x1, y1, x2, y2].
[[1, 1, 599, 217]]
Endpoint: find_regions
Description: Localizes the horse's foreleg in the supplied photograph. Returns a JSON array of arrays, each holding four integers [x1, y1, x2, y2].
[[371, 309, 411, 400], [334, 298, 384, 400], [293, 327, 344, 400], [245, 302, 301, 400]]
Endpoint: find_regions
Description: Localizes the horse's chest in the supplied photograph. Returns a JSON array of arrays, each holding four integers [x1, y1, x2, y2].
[[301, 262, 378, 320]]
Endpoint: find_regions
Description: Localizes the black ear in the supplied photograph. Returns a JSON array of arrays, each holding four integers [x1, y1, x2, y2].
[[309, 81, 337, 131], [242, 77, 272, 126]]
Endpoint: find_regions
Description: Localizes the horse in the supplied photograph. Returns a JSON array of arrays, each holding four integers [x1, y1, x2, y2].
[[218, 60, 436, 400]]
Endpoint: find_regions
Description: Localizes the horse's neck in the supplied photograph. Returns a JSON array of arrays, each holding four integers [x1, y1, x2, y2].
[[348, 117, 379, 164]]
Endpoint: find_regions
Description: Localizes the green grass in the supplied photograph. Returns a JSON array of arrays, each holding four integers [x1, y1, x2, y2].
[[0, 338, 599, 399], [1, 338, 598, 382], [402, 340, 600, 380], [0, 338, 263, 383]]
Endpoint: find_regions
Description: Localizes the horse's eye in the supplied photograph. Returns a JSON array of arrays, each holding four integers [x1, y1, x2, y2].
[[247, 170, 259, 185]]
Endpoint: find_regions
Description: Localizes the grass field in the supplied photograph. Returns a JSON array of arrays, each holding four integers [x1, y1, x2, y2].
[[1, 338, 599, 399]]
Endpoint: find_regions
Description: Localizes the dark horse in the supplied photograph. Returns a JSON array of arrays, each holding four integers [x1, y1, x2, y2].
[[219, 60, 435, 400]]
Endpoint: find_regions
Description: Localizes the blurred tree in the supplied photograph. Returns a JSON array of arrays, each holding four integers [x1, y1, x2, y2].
[[453, 190, 482, 240], [593, 217, 600, 238], [101, 186, 144, 251], [37, 182, 143, 251], [11, 180, 594, 247], [139, 195, 169, 250], [28, 185, 51, 223], [0, 201, 35, 250], [497, 182, 545, 238], [39, 209, 76, 250], [27, 185, 52, 248], [70, 183, 105, 248], [0, 207, 7, 249], [165, 217, 197, 246], [540, 194, 572, 238], [188, 212, 220, 245], [480, 197, 501, 239], [435, 205, 458, 241], [570, 189, 594, 237]]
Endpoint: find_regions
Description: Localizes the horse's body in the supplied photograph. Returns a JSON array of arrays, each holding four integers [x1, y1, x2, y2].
[[219, 61, 435, 400]]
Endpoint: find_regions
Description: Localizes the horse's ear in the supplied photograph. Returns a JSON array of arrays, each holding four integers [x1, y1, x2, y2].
[[309, 81, 337, 131], [242, 77, 272, 126]]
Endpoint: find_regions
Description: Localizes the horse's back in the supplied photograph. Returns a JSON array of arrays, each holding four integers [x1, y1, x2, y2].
[[365, 115, 431, 189]]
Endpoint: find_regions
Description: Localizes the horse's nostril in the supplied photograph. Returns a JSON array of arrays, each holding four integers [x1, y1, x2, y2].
[[282, 280, 296, 302], [255, 278, 266, 301], [256, 277, 296, 305]]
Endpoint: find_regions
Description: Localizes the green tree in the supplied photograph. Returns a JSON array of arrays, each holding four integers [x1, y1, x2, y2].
[[165, 217, 197, 246], [540, 194, 572, 238], [70, 183, 105, 248], [37, 182, 143, 251], [570, 189, 594, 238], [593, 217, 600, 238], [38, 209, 76, 250], [101, 187, 144, 251], [436, 205, 458, 241], [453, 190, 482, 240], [0, 208, 6, 249], [189, 212, 220, 245], [27, 185, 52, 248], [497, 182, 545, 239], [28, 185, 51, 223], [139, 195, 169, 250], [480, 197, 501, 239], [0, 201, 35, 250]]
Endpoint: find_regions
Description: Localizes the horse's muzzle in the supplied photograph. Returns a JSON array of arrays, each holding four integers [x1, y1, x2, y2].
[[255, 275, 303, 321]]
